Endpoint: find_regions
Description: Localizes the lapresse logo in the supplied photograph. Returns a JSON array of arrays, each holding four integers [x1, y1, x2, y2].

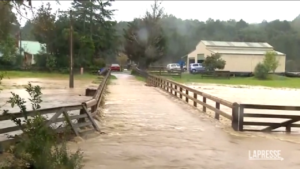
[[248, 150, 284, 161]]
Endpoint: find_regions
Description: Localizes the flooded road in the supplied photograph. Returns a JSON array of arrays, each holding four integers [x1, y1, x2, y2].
[[69, 74, 300, 169]]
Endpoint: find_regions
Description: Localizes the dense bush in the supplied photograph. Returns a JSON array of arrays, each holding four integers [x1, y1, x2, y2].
[[203, 53, 226, 71], [254, 63, 269, 80], [0, 82, 83, 169]]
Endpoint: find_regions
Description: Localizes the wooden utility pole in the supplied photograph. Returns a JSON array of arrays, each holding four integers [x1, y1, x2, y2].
[[69, 10, 74, 88]]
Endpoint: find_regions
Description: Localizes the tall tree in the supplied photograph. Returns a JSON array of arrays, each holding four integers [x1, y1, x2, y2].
[[31, 3, 56, 54], [123, 0, 167, 69], [72, 0, 118, 61], [0, 2, 18, 65]]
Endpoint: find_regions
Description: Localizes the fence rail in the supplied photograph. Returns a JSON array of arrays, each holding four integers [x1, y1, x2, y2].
[[147, 66, 182, 78], [238, 104, 300, 132], [133, 67, 300, 133], [0, 68, 111, 142]]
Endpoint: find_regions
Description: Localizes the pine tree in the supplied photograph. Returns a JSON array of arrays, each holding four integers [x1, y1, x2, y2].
[[123, 1, 167, 69]]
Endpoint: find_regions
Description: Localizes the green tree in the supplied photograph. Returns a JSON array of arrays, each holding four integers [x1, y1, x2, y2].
[[202, 53, 226, 71], [71, 0, 118, 61], [116, 53, 128, 70], [31, 3, 56, 54], [254, 63, 269, 80], [46, 55, 56, 72], [263, 51, 279, 73], [123, 0, 167, 69], [21, 21, 36, 40]]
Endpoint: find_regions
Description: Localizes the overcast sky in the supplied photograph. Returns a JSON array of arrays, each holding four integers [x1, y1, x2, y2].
[[18, 1, 300, 26]]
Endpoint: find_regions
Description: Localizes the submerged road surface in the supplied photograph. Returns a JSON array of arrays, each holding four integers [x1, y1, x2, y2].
[[70, 73, 300, 169]]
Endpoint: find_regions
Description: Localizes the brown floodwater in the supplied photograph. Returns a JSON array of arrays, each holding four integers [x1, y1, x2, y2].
[[68, 73, 300, 169], [0, 78, 96, 141], [183, 83, 300, 138]]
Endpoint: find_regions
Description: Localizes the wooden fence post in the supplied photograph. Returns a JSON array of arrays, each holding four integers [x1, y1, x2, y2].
[[174, 85, 177, 97], [185, 90, 189, 103], [193, 93, 197, 107], [231, 103, 243, 131], [202, 97, 206, 112], [180, 87, 183, 99], [215, 102, 220, 120]]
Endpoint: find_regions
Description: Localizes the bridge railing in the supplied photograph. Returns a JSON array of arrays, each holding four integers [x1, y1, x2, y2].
[[0, 69, 111, 143], [147, 73, 238, 125], [133, 67, 300, 133]]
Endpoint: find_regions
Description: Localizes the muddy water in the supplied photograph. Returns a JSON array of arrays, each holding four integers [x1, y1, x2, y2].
[[69, 74, 300, 169], [0, 78, 96, 141], [183, 83, 300, 142], [187, 84, 300, 134]]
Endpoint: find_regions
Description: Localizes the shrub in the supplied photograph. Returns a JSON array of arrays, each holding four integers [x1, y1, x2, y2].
[[263, 51, 279, 73], [254, 63, 269, 80], [0, 83, 83, 169], [93, 58, 106, 68], [203, 53, 226, 71]]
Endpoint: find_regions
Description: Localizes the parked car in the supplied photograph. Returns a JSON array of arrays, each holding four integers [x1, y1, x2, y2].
[[110, 63, 121, 71], [183, 65, 187, 71], [189, 63, 205, 73], [166, 63, 181, 72]]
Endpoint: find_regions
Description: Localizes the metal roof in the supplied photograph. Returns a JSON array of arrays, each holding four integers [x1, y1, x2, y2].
[[202, 40, 273, 48], [209, 50, 285, 55], [19, 41, 46, 55]]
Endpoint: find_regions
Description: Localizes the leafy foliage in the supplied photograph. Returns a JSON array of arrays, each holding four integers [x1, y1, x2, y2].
[[263, 51, 279, 73], [254, 63, 269, 80], [116, 53, 128, 69], [31, 3, 56, 54], [0, 83, 83, 169], [123, 1, 167, 69], [202, 53, 226, 71]]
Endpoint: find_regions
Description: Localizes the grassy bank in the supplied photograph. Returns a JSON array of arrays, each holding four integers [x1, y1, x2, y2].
[[134, 76, 146, 82], [92, 75, 117, 84], [0, 71, 95, 80], [169, 74, 300, 88]]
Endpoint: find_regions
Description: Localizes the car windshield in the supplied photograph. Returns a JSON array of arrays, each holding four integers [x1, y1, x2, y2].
[[171, 64, 179, 67], [111, 64, 119, 67]]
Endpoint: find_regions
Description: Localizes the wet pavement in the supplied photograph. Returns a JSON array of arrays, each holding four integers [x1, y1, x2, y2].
[[69, 73, 300, 169]]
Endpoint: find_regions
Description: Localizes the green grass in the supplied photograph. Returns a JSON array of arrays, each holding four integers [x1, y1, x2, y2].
[[135, 76, 146, 82], [110, 75, 117, 80], [0, 71, 95, 80], [92, 75, 117, 84], [169, 74, 300, 88]]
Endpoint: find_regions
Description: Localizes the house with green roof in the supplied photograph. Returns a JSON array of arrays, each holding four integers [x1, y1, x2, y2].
[[19, 40, 46, 65]]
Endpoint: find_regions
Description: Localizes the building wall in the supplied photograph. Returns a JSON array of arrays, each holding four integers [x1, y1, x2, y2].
[[187, 41, 286, 73], [220, 54, 286, 73], [187, 42, 212, 70]]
